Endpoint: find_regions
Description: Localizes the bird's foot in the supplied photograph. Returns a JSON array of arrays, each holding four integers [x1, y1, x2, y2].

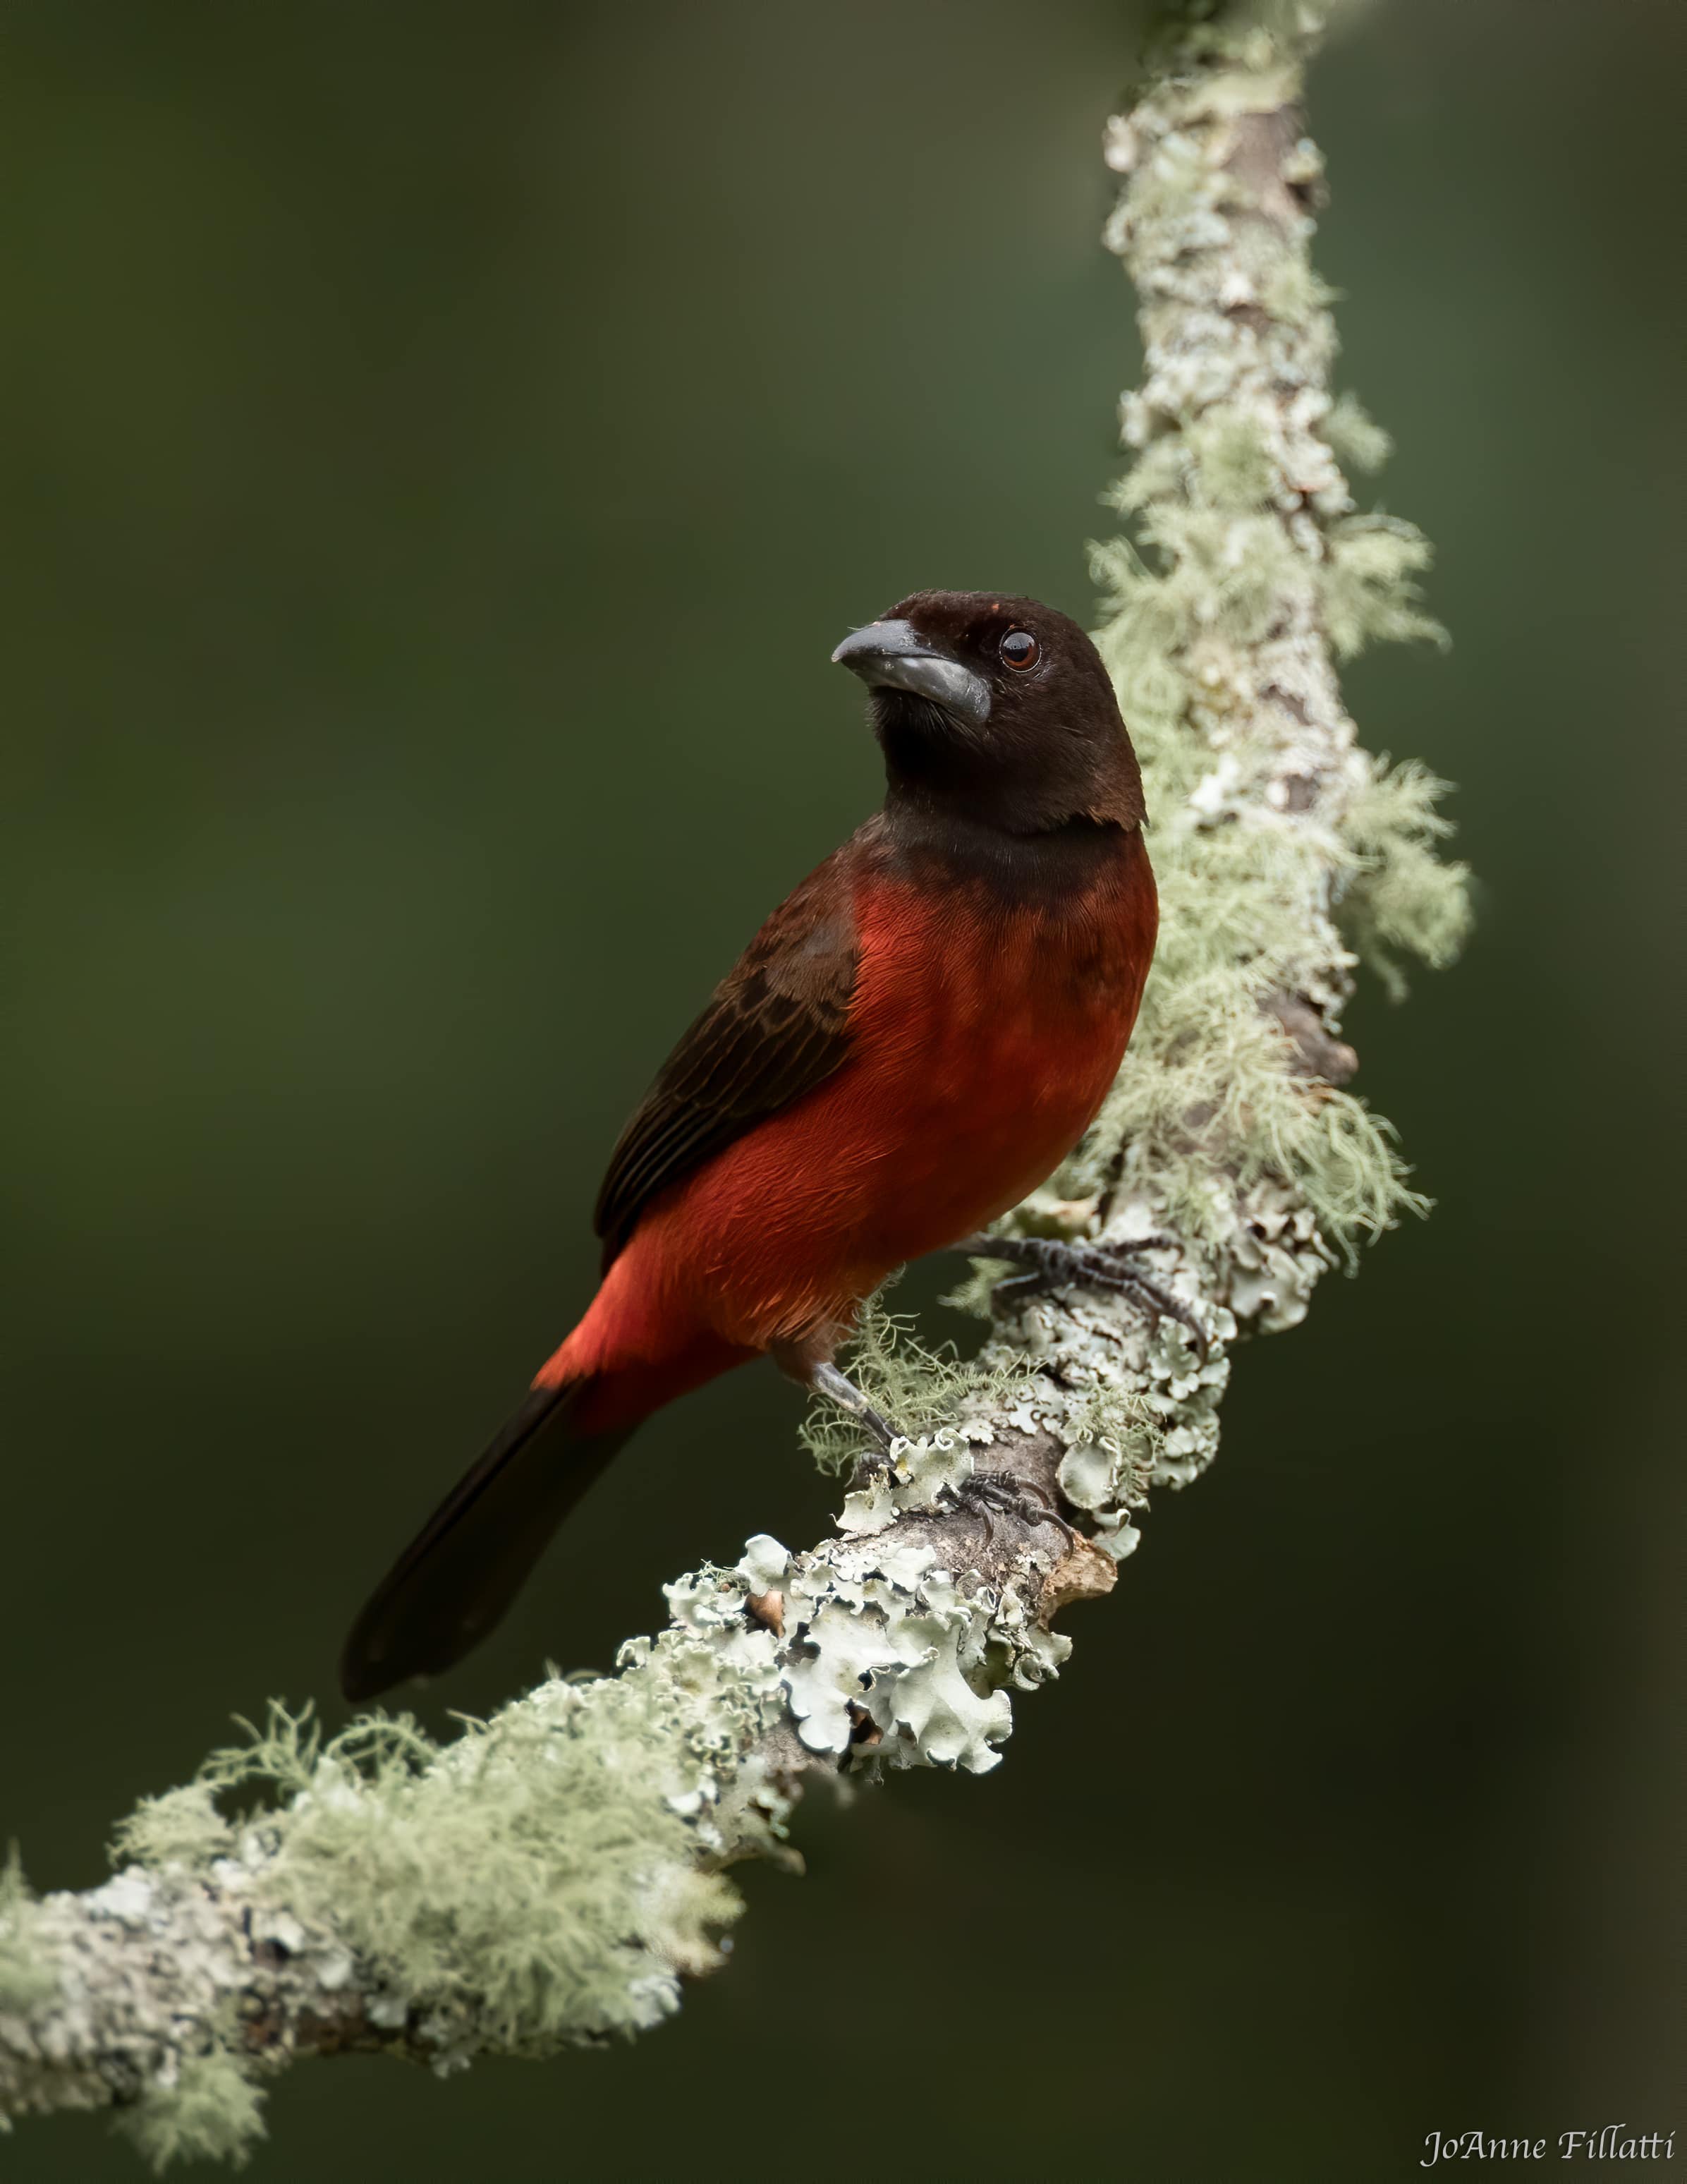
[[809, 1360, 900, 1457], [954, 1231, 1207, 1362], [942, 1469, 1078, 1548]]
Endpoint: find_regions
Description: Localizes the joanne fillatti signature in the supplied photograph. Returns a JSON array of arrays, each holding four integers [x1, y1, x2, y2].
[[1423, 2129, 1676, 2166]]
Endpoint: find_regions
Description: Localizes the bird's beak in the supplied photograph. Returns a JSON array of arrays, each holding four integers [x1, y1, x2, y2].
[[831, 619, 992, 726]]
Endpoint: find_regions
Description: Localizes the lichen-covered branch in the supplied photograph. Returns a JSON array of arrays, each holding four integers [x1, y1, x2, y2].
[[0, 2, 1468, 2167]]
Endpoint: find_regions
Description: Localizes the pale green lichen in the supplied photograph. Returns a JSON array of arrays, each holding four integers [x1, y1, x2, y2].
[[195, 1666, 771, 2057], [1043, 688, 1432, 1255], [0, 1851, 54, 2018], [834, 1433, 976, 1538], [1339, 754, 1473, 995], [111, 1785, 236, 1876], [48, 1483, 1047, 2166], [738, 1521, 1067, 1776], [1323, 390, 1393, 474], [1322, 513, 1446, 657], [799, 1292, 1037, 1476], [113, 2054, 265, 2175], [1073, 21, 1465, 1268], [72, 1642, 789, 2170]]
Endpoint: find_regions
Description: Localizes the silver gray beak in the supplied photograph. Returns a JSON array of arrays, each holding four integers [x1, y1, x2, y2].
[[831, 619, 992, 726]]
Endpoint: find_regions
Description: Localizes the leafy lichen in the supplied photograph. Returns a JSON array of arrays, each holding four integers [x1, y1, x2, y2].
[[737, 1517, 1067, 1776]]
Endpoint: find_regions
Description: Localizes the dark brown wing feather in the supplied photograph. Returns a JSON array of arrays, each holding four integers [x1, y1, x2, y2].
[[592, 849, 860, 1266]]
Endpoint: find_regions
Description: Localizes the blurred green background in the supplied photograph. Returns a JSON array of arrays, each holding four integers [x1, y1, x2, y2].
[[3, 1, 1681, 2176]]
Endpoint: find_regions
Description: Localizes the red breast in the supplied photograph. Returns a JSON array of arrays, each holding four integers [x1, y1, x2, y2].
[[564, 828, 1156, 1385]]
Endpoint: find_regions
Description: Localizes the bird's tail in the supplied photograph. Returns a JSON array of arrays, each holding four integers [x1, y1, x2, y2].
[[339, 1377, 632, 1703]]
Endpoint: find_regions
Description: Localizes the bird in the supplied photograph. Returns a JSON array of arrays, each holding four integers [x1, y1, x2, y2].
[[339, 590, 1166, 1702]]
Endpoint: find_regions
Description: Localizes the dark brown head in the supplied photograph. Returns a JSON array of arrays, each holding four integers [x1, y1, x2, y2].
[[832, 589, 1144, 835]]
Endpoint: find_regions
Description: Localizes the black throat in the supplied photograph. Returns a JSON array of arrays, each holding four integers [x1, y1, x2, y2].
[[875, 791, 1134, 911]]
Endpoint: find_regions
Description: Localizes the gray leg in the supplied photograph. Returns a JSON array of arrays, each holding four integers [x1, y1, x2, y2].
[[953, 1232, 1208, 1361], [810, 1361, 899, 1455]]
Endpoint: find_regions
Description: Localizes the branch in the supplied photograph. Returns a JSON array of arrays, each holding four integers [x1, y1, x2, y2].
[[0, 3, 1469, 2168]]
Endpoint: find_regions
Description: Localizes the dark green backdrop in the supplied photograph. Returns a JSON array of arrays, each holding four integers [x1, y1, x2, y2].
[[3, 2, 1681, 2177]]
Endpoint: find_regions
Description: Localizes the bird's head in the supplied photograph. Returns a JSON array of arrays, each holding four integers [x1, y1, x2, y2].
[[832, 590, 1144, 834]]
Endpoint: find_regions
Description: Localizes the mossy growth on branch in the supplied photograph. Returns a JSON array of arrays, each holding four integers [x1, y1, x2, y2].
[[99, 1663, 774, 2166], [799, 1291, 1038, 1474], [1075, 504, 1469, 1252], [115, 2056, 266, 2176], [1065, 4, 1470, 1261], [1064, 693, 1467, 1251], [191, 1694, 746, 2053], [1339, 756, 1472, 997], [0, 1850, 53, 2017]]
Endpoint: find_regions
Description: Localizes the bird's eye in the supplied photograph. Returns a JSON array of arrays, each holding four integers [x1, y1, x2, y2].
[[999, 629, 1040, 671]]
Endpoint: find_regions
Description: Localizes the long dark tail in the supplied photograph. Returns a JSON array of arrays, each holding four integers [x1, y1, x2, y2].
[[339, 1380, 631, 1703]]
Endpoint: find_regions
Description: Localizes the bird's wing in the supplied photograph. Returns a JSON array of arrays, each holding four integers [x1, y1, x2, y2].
[[592, 849, 861, 1266]]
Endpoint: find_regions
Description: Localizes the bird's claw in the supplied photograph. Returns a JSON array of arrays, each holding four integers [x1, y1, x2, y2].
[[956, 1231, 1209, 1363], [940, 1469, 1078, 1548]]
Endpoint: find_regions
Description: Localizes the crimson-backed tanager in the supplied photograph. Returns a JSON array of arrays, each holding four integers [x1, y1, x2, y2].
[[341, 590, 1166, 1701]]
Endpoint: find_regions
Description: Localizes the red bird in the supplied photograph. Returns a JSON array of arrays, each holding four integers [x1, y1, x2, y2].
[[341, 591, 1161, 1701]]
